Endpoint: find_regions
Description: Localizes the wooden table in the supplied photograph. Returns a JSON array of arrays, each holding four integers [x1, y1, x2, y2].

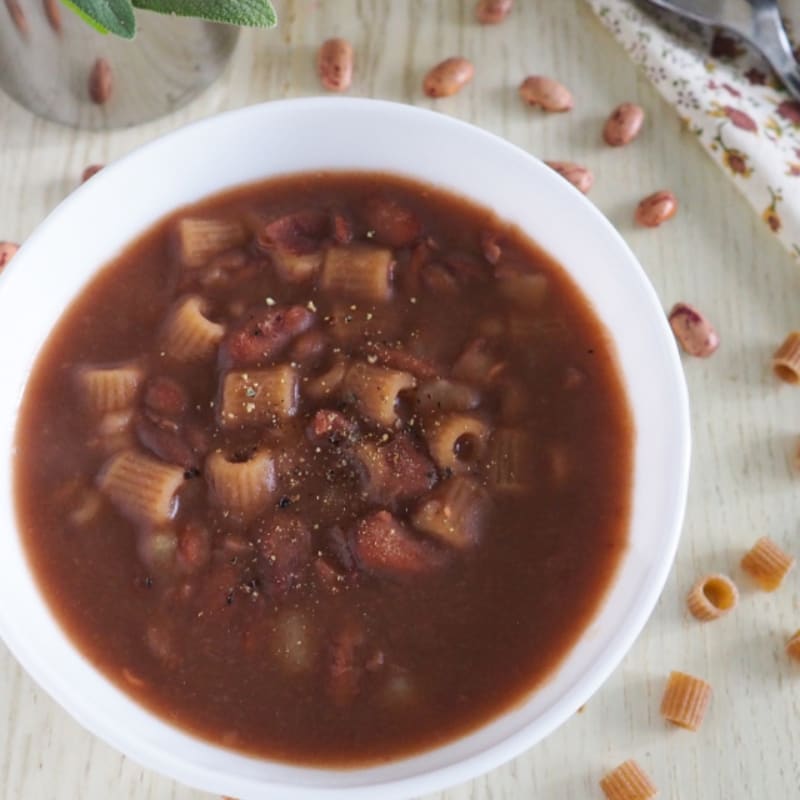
[[2, 1, 798, 798]]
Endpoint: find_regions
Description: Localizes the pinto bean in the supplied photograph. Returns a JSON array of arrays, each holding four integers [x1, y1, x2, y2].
[[144, 376, 188, 418], [352, 510, 447, 577], [475, 0, 513, 24], [317, 38, 354, 92], [423, 57, 475, 98], [603, 102, 645, 147], [0, 241, 20, 271], [255, 514, 312, 598], [219, 305, 315, 368], [81, 164, 103, 184], [88, 57, 113, 104], [327, 619, 366, 706], [668, 302, 719, 358], [307, 409, 358, 445], [519, 75, 573, 112], [545, 161, 594, 194], [135, 417, 198, 470], [636, 190, 678, 228], [362, 194, 421, 248]]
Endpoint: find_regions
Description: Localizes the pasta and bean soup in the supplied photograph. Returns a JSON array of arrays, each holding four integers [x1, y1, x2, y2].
[[15, 172, 634, 765]]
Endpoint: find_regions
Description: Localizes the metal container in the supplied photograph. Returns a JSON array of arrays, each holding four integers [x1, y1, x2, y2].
[[0, 3, 239, 129]]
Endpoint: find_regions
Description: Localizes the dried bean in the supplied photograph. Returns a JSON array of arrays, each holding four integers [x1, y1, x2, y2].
[[81, 164, 104, 184], [635, 190, 678, 227], [423, 57, 474, 98], [603, 102, 645, 147], [545, 161, 594, 194], [668, 302, 719, 358], [44, 0, 62, 33], [519, 75, 573, 112], [89, 58, 113, 105], [0, 241, 20, 271], [317, 38, 354, 92], [475, 0, 513, 24], [5, 0, 28, 36]]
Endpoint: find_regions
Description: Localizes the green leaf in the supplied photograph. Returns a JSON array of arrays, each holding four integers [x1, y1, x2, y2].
[[132, 0, 277, 27], [60, 0, 136, 37]]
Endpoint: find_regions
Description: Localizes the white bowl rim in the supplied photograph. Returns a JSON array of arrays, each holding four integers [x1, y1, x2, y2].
[[0, 97, 690, 800]]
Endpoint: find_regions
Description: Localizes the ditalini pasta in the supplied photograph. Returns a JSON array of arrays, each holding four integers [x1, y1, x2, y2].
[[206, 450, 276, 519], [321, 244, 394, 302], [740, 536, 795, 591], [426, 414, 490, 474], [98, 449, 185, 526], [496, 271, 548, 310], [414, 378, 481, 414], [772, 331, 800, 384], [342, 362, 416, 428], [77, 361, 143, 413], [786, 630, 800, 662], [161, 295, 225, 362], [411, 476, 489, 549], [599, 760, 658, 800], [220, 366, 300, 427], [176, 217, 247, 268], [486, 428, 532, 491], [686, 573, 738, 621], [660, 670, 712, 731]]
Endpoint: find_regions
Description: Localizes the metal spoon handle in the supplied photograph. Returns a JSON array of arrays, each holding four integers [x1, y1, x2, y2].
[[749, 0, 800, 102]]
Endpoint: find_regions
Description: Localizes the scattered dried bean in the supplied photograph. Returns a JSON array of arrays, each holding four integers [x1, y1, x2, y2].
[[519, 75, 573, 112], [668, 302, 719, 358], [635, 190, 678, 228], [0, 241, 19, 271], [545, 161, 594, 194], [603, 102, 645, 147], [81, 164, 104, 184], [5, 0, 28, 36], [44, 0, 62, 33], [423, 57, 474, 98], [317, 38, 354, 92], [475, 0, 513, 24], [89, 58, 113, 105]]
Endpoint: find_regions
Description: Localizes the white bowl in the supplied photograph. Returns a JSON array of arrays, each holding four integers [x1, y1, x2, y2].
[[0, 98, 690, 799]]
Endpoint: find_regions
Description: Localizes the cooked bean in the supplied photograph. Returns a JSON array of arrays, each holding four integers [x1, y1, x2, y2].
[[519, 76, 573, 112], [668, 302, 719, 358], [635, 190, 678, 227], [0, 241, 20, 271], [317, 38, 354, 92], [545, 161, 594, 194], [603, 102, 645, 147], [475, 0, 513, 24], [423, 57, 474, 98]]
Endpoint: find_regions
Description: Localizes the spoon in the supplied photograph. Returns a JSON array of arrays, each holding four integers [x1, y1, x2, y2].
[[640, 0, 800, 102]]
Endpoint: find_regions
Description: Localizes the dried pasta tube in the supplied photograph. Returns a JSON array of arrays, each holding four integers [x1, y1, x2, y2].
[[176, 217, 246, 268], [740, 536, 795, 591], [206, 449, 276, 520], [496, 270, 548, 310], [98, 449, 185, 526], [660, 670, 712, 731], [161, 295, 225, 362], [786, 630, 800, 662], [320, 244, 395, 302], [76, 361, 143, 413], [686, 573, 738, 621], [220, 366, 299, 428], [411, 476, 489, 549], [342, 362, 416, 428], [773, 331, 800, 384], [600, 760, 658, 800], [486, 428, 533, 492], [426, 414, 490, 474]]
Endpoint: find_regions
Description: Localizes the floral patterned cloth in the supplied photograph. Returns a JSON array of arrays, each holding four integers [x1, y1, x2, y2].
[[587, 0, 800, 257]]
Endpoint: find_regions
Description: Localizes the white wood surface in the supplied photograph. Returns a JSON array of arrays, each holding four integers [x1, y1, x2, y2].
[[2, 1, 799, 798]]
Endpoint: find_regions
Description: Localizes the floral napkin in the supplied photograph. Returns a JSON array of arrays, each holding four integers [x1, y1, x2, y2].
[[586, 0, 800, 257]]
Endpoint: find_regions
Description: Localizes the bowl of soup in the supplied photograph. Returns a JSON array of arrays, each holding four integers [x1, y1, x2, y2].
[[0, 98, 690, 799]]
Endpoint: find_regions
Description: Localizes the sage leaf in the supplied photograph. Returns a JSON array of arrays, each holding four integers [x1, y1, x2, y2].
[[131, 0, 277, 27], [60, 0, 136, 37]]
